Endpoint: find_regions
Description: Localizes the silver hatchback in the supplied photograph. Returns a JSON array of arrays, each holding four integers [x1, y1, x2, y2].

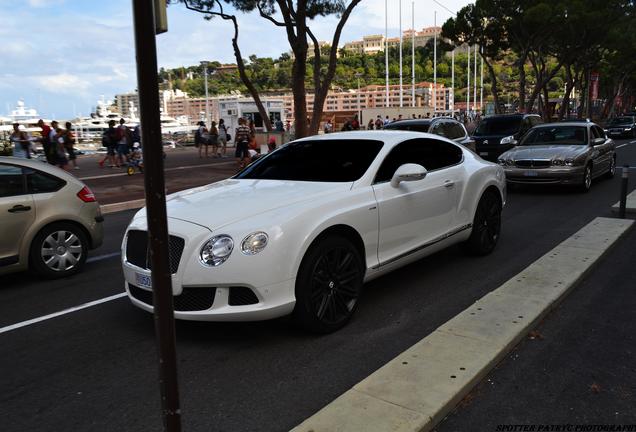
[[497, 122, 616, 192], [0, 157, 104, 278]]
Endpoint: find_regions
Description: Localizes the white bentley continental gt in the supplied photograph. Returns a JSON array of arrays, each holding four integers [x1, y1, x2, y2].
[[122, 131, 506, 332]]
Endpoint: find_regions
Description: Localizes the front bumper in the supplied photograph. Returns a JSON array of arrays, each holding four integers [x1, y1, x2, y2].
[[503, 166, 585, 185], [475, 144, 514, 161]]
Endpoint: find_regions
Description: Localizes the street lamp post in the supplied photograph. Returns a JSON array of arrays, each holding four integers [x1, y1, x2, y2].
[[201, 61, 209, 126], [356, 72, 363, 125]]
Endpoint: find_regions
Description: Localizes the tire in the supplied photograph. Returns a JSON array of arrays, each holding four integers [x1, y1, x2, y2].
[[465, 191, 502, 256], [605, 156, 616, 179], [580, 164, 592, 192], [293, 236, 364, 333], [30, 222, 88, 279]]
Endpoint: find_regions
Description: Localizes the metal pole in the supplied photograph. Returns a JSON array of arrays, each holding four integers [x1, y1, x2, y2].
[[474, 44, 477, 113], [385, 0, 389, 107], [399, 0, 403, 108], [451, 49, 455, 114], [357, 74, 361, 124], [433, 11, 437, 113], [467, 44, 470, 114], [203, 63, 209, 126], [480, 46, 484, 111], [411, 1, 415, 107], [619, 165, 629, 218], [131, 1, 182, 431]]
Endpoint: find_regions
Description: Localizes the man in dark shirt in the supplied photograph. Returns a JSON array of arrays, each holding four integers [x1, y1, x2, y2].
[[234, 117, 251, 170]]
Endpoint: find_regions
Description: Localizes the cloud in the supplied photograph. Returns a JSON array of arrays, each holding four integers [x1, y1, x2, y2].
[[34, 73, 91, 95], [27, 0, 65, 7]]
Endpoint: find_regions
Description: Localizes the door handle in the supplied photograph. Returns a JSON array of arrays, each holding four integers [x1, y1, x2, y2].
[[444, 180, 455, 188], [8, 205, 31, 213]]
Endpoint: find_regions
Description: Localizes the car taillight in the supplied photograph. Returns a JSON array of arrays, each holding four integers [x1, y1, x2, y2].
[[77, 186, 96, 202]]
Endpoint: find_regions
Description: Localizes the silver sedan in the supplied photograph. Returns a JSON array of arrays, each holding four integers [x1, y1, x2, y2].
[[497, 122, 616, 192]]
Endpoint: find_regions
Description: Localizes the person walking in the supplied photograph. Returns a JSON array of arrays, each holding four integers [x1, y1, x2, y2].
[[10, 123, 32, 159], [367, 119, 374, 130], [63, 122, 79, 170], [52, 125, 69, 170], [374, 115, 383, 130], [99, 120, 118, 168], [234, 118, 251, 170], [323, 119, 333, 134], [116, 118, 131, 166], [37, 119, 54, 163], [218, 119, 228, 157], [196, 121, 210, 158], [209, 121, 220, 158]]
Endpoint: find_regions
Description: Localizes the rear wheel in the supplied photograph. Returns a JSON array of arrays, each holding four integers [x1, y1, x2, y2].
[[605, 156, 616, 179], [30, 222, 88, 278], [465, 191, 502, 256], [293, 236, 364, 333]]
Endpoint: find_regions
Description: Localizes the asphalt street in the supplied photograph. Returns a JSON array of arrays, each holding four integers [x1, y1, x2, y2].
[[1, 138, 635, 432]]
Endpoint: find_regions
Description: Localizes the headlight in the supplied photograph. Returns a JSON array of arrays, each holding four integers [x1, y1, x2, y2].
[[500, 135, 517, 145], [565, 158, 575, 166], [625, 127, 632, 131], [241, 232, 269, 255], [552, 159, 565, 166], [497, 158, 514, 166], [200, 235, 234, 267]]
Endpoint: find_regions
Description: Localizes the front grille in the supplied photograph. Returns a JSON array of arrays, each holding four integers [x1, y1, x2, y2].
[[128, 284, 216, 311], [515, 159, 551, 168], [126, 230, 185, 274], [229, 286, 259, 306]]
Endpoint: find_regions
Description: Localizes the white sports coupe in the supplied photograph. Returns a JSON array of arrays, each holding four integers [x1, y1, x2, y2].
[[122, 131, 506, 332]]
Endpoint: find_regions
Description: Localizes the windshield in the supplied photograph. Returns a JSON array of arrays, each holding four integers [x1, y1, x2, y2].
[[608, 117, 634, 125], [474, 117, 522, 136], [235, 139, 384, 182], [520, 126, 588, 146]]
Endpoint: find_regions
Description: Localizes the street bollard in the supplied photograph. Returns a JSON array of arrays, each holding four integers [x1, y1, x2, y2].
[[619, 164, 629, 219]]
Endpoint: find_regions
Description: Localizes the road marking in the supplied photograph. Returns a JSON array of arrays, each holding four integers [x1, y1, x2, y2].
[[0, 292, 128, 335], [87, 251, 121, 263], [79, 161, 235, 180]]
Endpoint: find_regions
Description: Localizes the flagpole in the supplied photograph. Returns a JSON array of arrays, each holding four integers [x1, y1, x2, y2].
[[385, 0, 389, 107], [480, 46, 484, 112], [411, 1, 415, 107], [467, 44, 470, 113], [399, 0, 403, 108], [433, 11, 437, 113], [451, 49, 455, 114], [474, 44, 477, 112]]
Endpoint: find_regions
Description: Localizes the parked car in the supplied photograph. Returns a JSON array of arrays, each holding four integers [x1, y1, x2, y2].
[[383, 117, 476, 151], [604, 116, 636, 138], [497, 122, 616, 192], [122, 131, 506, 333], [0, 157, 104, 278], [472, 114, 543, 161]]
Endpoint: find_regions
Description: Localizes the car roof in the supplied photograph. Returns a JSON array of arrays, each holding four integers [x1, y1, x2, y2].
[[482, 113, 539, 120], [0, 156, 83, 184], [294, 130, 446, 145], [384, 119, 433, 127]]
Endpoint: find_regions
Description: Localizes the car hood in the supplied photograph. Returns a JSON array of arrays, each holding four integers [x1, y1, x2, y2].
[[503, 145, 587, 160], [472, 134, 508, 143], [138, 179, 353, 231]]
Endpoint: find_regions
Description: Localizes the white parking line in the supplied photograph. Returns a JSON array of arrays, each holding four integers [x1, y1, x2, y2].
[[0, 292, 127, 335], [86, 252, 121, 263]]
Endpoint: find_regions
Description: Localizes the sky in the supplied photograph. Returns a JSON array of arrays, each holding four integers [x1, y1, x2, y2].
[[0, 0, 472, 119]]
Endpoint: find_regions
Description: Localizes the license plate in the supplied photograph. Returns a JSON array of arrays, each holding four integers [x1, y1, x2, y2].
[[524, 171, 539, 177], [135, 272, 152, 289], [479, 152, 488, 156], [610, 131, 620, 135]]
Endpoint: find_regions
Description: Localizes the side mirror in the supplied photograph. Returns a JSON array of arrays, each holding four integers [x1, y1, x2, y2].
[[592, 137, 605, 146], [390, 163, 427, 188]]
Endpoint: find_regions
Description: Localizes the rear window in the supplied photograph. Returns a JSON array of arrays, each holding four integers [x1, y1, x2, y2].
[[384, 122, 430, 133], [25, 169, 66, 194], [235, 139, 383, 182], [474, 117, 522, 136]]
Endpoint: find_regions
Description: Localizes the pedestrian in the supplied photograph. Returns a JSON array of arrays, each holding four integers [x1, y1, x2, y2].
[[209, 120, 220, 157], [53, 125, 69, 170], [384, 116, 390, 126], [234, 117, 251, 170], [197, 121, 210, 158], [367, 119, 374, 130], [37, 119, 54, 163], [341, 120, 353, 131], [351, 115, 360, 130], [63, 121, 79, 170], [99, 120, 118, 167], [248, 119, 258, 152], [218, 119, 228, 157], [323, 119, 333, 134], [275, 118, 284, 132], [267, 136, 277, 152], [116, 118, 131, 166], [9, 123, 32, 158], [285, 120, 291, 132]]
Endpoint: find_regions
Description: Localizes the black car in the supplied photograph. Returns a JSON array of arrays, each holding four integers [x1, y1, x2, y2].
[[472, 114, 543, 161], [604, 116, 636, 138], [383, 117, 476, 151]]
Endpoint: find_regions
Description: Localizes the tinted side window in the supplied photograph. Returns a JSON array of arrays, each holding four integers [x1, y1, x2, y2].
[[429, 121, 447, 137], [592, 126, 606, 140], [0, 164, 26, 198], [448, 122, 466, 140], [374, 138, 463, 183], [25, 169, 66, 194]]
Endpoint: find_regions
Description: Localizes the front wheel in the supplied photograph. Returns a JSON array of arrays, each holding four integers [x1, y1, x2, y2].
[[580, 164, 592, 192], [605, 156, 616, 179], [30, 222, 88, 278], [464, 191, 502, 256], [293, 236, 364, 333]]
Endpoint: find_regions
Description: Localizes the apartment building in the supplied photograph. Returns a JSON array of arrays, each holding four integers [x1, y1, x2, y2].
[[343, 27, 442, 55]]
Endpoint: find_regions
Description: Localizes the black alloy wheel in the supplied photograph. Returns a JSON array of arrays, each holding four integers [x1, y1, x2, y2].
[[293, 236, 364, 333], [581, 164, 592, 192], [465, 191, 502, 256]]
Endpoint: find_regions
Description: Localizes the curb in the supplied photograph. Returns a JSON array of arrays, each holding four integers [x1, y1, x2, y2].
[[100, 199, 146, 215], [292, 217, 634, 432]]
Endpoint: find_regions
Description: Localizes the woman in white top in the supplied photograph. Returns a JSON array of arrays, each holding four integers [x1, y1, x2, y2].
[[9, 123, 32, 158]]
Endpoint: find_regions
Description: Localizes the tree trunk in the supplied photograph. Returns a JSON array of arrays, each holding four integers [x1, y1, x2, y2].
[[526, 57, 561, 114], [517, 50, 528, 112], [558, 65, 575, 120], [290, 45, 309, 138], [578, 68, 589, 119], [483, 57, 501, 114], [542, 84, 550, 121]]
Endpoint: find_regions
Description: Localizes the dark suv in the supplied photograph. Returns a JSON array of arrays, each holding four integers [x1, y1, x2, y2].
[[383, 117, 476, 151], [472, 114, 543, 161], [604, 116, 636, 138]]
